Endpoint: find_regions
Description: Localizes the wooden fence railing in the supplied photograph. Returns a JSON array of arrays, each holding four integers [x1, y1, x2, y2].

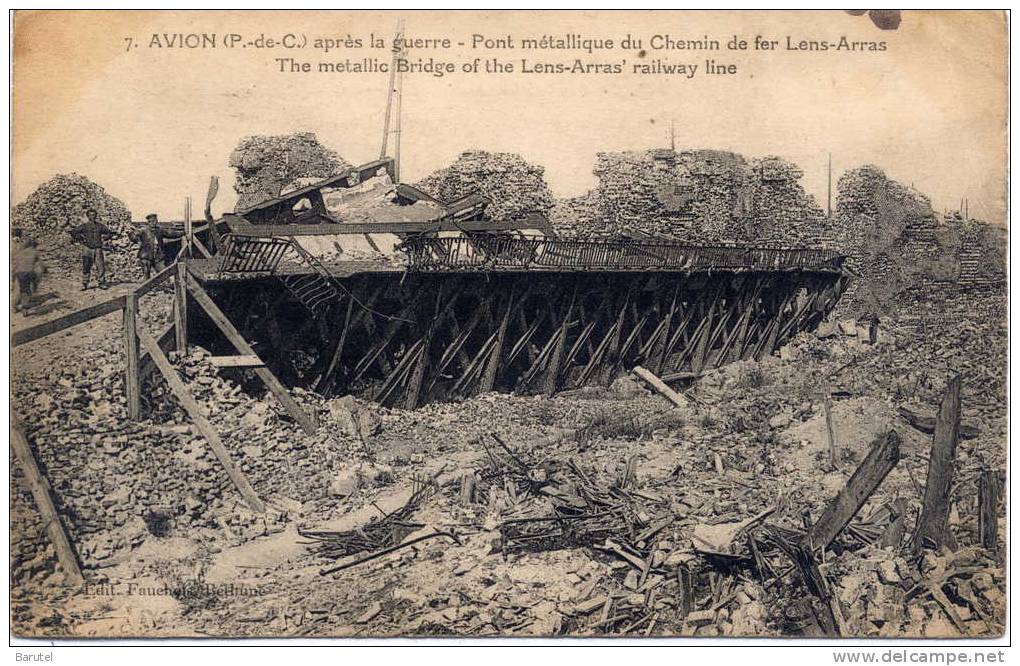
[[398, 234, 847, 274], [11, 258, 318, 582]]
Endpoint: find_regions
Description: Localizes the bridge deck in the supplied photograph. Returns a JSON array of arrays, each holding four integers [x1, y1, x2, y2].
[[189, 233, 846, 283]]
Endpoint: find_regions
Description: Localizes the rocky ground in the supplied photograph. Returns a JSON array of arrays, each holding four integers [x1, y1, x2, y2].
[[9, 274, 1007, 639]]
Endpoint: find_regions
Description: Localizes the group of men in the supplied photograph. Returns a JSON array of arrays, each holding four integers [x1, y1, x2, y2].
[[12, 211, 169, 313]]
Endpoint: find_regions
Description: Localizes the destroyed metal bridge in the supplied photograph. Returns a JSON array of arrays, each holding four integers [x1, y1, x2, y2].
[[188, 228, 848, 409]]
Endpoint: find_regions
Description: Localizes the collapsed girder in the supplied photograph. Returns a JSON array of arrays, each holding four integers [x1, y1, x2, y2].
[[195, 269, 847, 408]]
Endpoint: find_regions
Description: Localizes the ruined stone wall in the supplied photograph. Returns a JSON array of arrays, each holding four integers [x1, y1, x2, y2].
[[415, 150, 555, 221], [831, 166, 1006, 316], [552, 149, 828, 247]]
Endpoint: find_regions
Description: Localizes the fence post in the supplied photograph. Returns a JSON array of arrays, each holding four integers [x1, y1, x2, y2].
[[913, 374, 963, 553], [123, 292, 141, 420], [174, 260, 188, 352]]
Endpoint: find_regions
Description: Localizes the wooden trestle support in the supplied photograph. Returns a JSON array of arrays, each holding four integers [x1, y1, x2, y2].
[[196, 268, 847, 410]]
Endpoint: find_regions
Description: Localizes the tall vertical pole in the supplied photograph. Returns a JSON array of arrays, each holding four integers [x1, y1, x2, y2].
[[827, 153, 832, 219], [184, 197, 193, 258], [393, 36, 405, 183], [379, 19, 405, 162], [124, 292, 141, 420], [174, 260, 188, 353]]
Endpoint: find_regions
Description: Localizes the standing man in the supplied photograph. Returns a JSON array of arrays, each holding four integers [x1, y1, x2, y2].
[[867, 313, 881, 345], [12, 238, 46, 313], [129, 214, 166, 280], [70, 209, 114, 290]]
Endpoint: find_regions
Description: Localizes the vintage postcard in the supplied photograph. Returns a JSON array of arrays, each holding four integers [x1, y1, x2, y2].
[[9, 9, 1008, 643]]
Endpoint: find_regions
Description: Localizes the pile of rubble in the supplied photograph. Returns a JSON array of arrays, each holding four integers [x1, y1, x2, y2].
[[827, 292, 1008, 486], [415, 151, 555, 221], [552, 149, 827, 246], [230, 133, 352, 211], [829, 545, 1004, 637], [9, 251, 1006, 638], [830, 166, 1007, 317], [949, 215, 1008, 289], [12, 173, 143, 282], [10, 339, 374, 583]]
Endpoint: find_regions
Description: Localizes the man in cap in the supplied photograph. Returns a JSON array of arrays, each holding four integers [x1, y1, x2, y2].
[[70, 209, 114, 289], [129, 213, 166, 280]]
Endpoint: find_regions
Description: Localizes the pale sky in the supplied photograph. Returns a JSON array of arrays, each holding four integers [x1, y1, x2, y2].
[[12, 10, 1008, 224]]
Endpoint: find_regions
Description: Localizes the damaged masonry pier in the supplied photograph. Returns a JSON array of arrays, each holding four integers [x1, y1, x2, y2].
[[185, 157, 849, 409]]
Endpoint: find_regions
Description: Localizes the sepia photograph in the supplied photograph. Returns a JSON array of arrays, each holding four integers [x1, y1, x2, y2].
[[7, 8, 1010, 649]]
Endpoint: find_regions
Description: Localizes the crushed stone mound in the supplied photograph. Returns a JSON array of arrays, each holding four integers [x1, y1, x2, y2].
[[831, 165, 1006, 317], [552, 149, 827, 246], [230, 132, 352, 211], [415, 150, 555, 221], [13, 173, 142, 282]]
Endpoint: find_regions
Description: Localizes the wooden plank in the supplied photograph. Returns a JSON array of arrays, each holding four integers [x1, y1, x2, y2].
[[632, 365, 688, 409], [651, 286, 680, 373], [480, 287, 515, 393], [754, 286, 797, 360], [517, 306, 563, 391], [11, 421, 85, 586], [704, 295, 738, 369], [543, 292, 574, 396], [897, 405, 980, 439], [375, 339, 425, 406], [808, 429, 900, 552], [314, 295, 355, 393], [637, 312, 671, 361], [661, 303, 697, 372], [725, 277, 764, 362], [184, 272, 317, 434], [881, 497, 907, 549], [123, 293, 141, 421], [404, 287, 448, 408], [140, 322, 177, 379], [690, 297, 716, 374], [133, 262, 176, 298], [613, 313, 649, 377], [978, 468, 1001, 551], [788, 541, 845, 637], [505, 305, 548, 369], [174, 261, 188, 352], [823, 393, 839, 471], [137, 328, 265, 513], [403, 337, 431, 409], [208, 355, 265, 368], [776, 285, 822, 344], [579, 302, 623, 387], [350, 300, 420, 382], [599, 288, 631, 385], [428, 307, 485, 394], [11, 295, 126, 347], [191, 235, 213, 259], [228, 216, 548, 237], [913, 374, 962, 554], [562, 314, 598, 369], [314, 281, 385, 391], [452, 328, 499, 396], [185, 197, 193, 257]]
